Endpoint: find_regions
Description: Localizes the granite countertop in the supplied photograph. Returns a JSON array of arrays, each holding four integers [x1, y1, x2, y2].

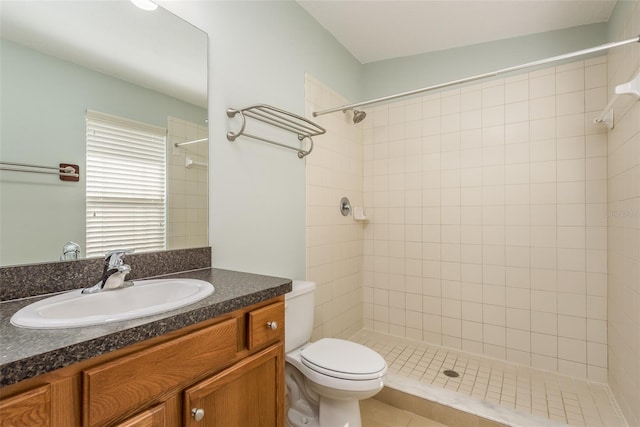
[[0, 268, 291, 387]]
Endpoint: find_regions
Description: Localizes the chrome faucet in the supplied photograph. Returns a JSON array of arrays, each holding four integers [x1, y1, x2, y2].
[[82, 249, 133, 294]]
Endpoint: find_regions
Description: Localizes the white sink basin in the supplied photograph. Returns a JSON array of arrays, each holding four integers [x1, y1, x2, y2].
[[10, 278, 214, 329]]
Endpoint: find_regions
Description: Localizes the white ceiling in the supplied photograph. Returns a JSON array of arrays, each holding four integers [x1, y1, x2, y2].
[[297, 0, 618, 64]]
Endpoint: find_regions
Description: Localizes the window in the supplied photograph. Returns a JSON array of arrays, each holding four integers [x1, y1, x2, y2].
[[86, 110, 166, 258]]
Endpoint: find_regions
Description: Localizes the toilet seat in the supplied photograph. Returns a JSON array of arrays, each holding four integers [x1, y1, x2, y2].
[[301, 338, 386, 381]]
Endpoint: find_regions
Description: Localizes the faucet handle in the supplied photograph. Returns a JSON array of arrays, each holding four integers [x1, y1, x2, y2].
[[104, 249, 133, 267]]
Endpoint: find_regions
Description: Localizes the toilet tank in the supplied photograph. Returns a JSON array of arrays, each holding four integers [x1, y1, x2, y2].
[[284, 280, 316, 353]]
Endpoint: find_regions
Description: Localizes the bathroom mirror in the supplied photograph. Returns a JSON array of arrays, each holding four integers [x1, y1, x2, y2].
[[0, 1, 208, 266]]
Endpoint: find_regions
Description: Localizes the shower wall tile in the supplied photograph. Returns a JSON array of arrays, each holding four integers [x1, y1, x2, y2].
[[363, 57, 609, 381], [167, 117, 208, 250], [606, 2, 640, 424], [305, 74, 364, 341]]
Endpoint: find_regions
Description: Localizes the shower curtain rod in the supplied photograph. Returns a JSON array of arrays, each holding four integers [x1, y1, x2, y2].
[[312, 35, 640, 117]]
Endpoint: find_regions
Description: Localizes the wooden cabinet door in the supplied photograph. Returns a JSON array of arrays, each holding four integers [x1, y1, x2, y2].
[[83, 318, 237, 427], [184, 344, 284, 427], [0, 385, 50, 427]]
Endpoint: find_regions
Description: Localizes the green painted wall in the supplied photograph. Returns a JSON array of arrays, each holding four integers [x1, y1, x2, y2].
[[363, 23, 608, 101], [161, 1, 364, 279], [607, 0, 636, 41]]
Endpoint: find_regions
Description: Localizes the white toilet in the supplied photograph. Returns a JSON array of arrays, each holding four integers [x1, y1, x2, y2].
[[285, 280, 387, 427]]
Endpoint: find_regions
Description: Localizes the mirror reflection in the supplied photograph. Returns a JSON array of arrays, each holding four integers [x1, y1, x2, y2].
[[0, 1, 208, 267]]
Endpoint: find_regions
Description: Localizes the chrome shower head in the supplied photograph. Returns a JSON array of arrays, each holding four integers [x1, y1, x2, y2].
[[343, 108, 367, 124], [352, 109, 367, 124]]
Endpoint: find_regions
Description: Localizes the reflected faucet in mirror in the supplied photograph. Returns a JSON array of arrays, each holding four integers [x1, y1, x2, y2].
[[60, 241, 81, 261], [82, 249, 133, 294]]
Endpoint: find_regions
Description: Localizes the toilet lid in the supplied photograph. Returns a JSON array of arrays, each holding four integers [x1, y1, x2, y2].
[[301, 338, 386, 380]]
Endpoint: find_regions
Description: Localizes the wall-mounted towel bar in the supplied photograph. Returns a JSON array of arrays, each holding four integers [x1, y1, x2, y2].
[[594, 72, 640, 129], [226, 104, 326, 158], [0, 161, 79, 181], [174, 137, 208, 147]]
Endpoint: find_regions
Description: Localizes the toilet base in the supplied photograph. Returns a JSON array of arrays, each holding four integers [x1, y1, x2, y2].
[[319, 397, 362, 427], [288, 407, 320, 427], [286, 363, 320, 427]]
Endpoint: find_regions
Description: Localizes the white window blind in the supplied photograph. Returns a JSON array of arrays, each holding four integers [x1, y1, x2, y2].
[[86, 110, 167, 258]]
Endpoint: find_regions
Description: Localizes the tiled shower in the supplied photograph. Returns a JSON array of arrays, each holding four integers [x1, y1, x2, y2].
[[361, 56, 609, 382], [306, 2, 638, 425]]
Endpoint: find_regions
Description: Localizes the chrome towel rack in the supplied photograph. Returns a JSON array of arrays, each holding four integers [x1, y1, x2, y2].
[[226, 104, 325, 159], [0, 161, 80, 181]]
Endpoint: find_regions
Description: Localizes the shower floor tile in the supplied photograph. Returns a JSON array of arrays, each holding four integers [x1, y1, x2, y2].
[[351, 330, 628, 427]]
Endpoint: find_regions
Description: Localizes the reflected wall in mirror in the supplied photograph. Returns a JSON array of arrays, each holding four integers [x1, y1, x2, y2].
[[0, 1, 208, 266]]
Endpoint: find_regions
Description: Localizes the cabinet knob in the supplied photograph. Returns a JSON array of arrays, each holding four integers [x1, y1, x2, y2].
[[266, 321, 278, 330], [191, 408, 205, 421]]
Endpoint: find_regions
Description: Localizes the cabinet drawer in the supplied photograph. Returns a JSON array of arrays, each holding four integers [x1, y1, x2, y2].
[[0, 384, 51, 427], [83, 318, 237, 427], [247, 301, 284, 351]]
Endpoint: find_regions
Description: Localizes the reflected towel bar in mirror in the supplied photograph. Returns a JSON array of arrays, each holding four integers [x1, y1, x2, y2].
[[0, 161, 80, 182], [185, 157, 207, 168], [174, 137, 208, 147]]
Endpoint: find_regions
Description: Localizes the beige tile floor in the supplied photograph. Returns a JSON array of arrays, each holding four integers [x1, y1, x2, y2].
[[352, 330, 628, 427], [361, 398, 448, 427]]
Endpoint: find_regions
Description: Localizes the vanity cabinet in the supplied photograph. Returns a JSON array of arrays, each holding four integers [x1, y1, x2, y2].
[[83, 318, 238, 426], [184, 344, 282, 426], [0, 384, 51, 426], [0, 297, 285, 427]]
